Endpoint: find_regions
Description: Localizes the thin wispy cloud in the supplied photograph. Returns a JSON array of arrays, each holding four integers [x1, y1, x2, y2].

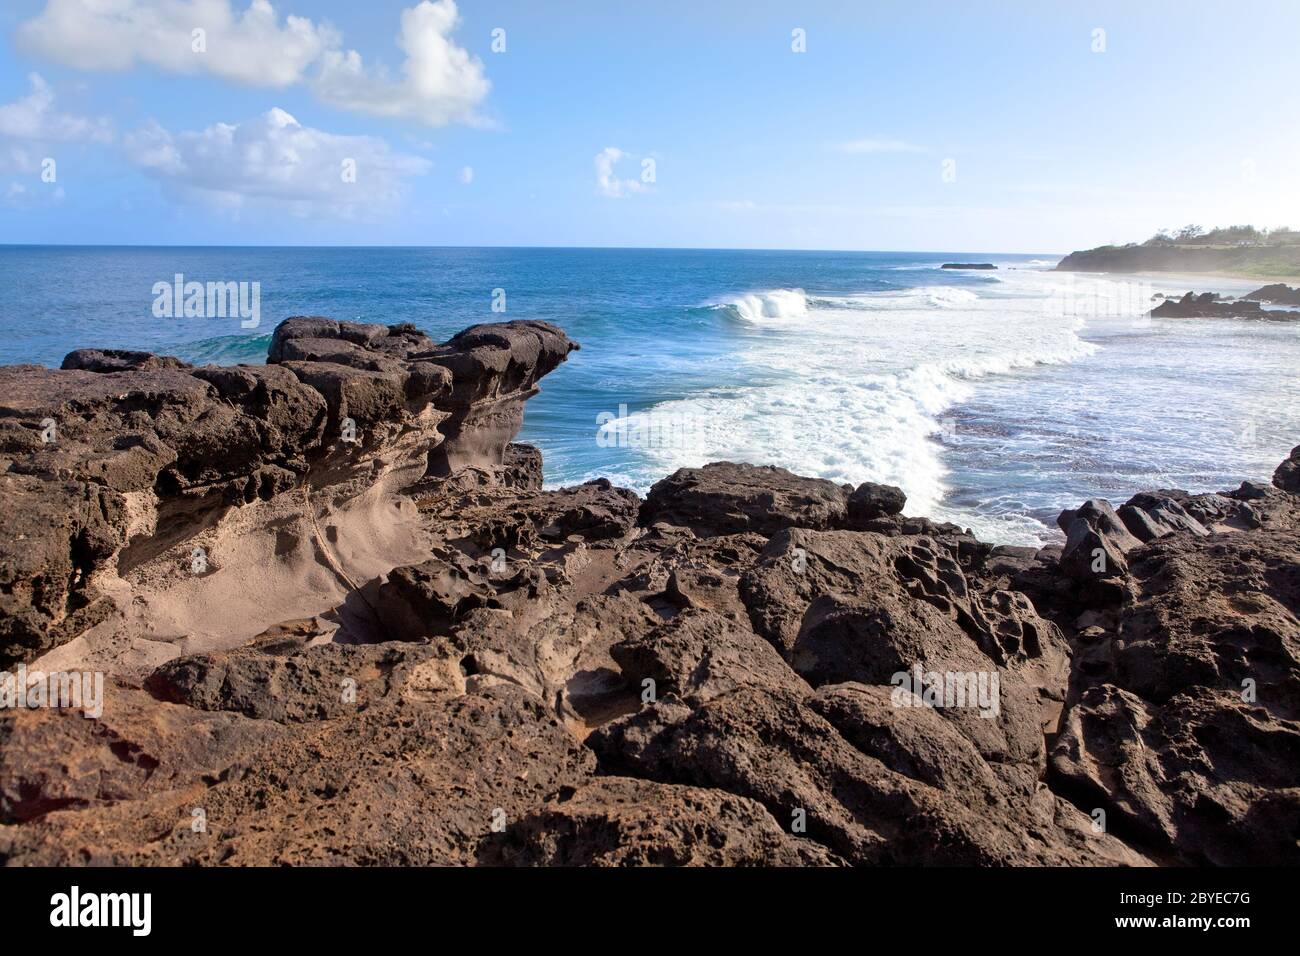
[[832, 137, 927, 155], [0, 73, 112, 143], [0, 72, 112, 203]]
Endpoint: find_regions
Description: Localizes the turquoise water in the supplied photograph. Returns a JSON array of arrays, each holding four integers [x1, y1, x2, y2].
[[2, 246, 1298, 544]]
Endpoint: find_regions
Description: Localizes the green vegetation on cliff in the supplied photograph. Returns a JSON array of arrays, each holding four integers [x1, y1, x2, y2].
[[1056, 225, 1300, 278]]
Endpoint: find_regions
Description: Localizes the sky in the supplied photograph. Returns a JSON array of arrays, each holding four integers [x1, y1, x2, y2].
[[1, 0, 1297, 253]]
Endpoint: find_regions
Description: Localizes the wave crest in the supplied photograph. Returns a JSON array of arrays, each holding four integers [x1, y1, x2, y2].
[[712, 288, 809, 324]]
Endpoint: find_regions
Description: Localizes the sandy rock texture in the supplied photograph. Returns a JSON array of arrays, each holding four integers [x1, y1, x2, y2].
[[1, 320, 1296, 867]]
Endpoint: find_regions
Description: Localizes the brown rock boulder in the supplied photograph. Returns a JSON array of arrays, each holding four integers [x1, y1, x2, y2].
[[640, 461, 850, 536], [609, 607, 810, 704], [1275, 445, 1300, 495], [481, 777, 842, 866], [1050, 528, 1300, 863]]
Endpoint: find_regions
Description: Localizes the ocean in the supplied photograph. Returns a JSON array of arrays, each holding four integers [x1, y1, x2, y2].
[[2, 245, 1298, 545]]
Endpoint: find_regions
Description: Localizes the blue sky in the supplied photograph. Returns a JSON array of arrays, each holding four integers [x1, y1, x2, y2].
[[1, 0, 1296, 252]]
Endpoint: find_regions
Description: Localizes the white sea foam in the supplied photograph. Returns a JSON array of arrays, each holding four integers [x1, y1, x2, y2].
[[637, 272, 1105, 527], [814, 286, 981, 310], [712, 288, 809, 324]]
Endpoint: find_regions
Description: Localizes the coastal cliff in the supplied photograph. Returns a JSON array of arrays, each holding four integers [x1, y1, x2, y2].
[[1056, 226, 1300, 278], [1, 318, 1298, 866]]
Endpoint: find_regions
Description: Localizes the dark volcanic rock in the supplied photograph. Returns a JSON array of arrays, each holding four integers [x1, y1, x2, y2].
[[940, 263, 996, 270], [0, 317, 577, 667], [1, 682, 591, 865], [741, 527, 1062, 672], [5, 314, 1300, 868], [503, 442, 544, 490], [1243, 283, 1300, 306], [1051, 528, 1300, 863], [641, 461, 849, 536], [1117, 491, 1210, 543], [1150, 292, 1266, 318], [481, 777, 841, 866], [416, 321, 579, 475], [588, 686, 1142, 865], [414, 478, 640, 554], [1275, 445, 1300, 495], [1057, 499, 1142, 598], [61, 349, 193, 373], [846, 481, 907, 526], [608, 607, 810, 704], [144, 632, 456, 723]]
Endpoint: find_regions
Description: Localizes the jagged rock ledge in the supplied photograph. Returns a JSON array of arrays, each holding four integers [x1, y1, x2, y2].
[[1, 318, 1298, 867]]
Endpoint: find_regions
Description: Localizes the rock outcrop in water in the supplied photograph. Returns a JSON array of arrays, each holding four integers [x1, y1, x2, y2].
[[1243, 283, 1300, 306], [1, 318, 1297, 866], [1149, 292, 1269, 319]]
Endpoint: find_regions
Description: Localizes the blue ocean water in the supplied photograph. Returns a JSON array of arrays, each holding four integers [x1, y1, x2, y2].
[[2, 245, 1298, 544]]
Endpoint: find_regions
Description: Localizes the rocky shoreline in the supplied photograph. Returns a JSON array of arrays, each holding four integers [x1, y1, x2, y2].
[[1150, 286, 1300, 318], [1, 317, 1298, 866]]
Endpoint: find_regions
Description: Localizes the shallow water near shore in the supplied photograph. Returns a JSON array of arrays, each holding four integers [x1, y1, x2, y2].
[[2, 245, 1297, 545]]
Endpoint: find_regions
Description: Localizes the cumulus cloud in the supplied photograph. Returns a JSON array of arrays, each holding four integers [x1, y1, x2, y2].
[[0, 73, 113, 143], [313, 0, 489, 127], [123, 107, 431, 216], [17, 0, 490, 126], [833, 138, 926, 154], [18, 0, 338, 89], [594, 147, 646, 198]]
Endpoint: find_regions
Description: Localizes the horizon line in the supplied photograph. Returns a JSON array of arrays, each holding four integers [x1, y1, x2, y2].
[[0, 242, 1066, 257]]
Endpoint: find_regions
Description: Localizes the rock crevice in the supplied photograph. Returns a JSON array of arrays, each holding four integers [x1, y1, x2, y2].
[[1, 320, 1297, 867]]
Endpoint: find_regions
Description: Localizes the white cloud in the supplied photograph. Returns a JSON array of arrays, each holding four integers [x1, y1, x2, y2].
[[594, 147, 646, 198], [18, 0, 338, 89], [0, 73, 113, 143], [17, 1, 489, 127], [458, 165, 473, 184], [833, 138, 926, 155], [3, 178, 65, 208], [123, 107, 431, 217], [313, 0, 489, 127]]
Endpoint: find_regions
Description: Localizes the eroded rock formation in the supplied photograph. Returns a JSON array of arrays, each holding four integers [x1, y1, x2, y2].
[[1, 319, 1297, 867]]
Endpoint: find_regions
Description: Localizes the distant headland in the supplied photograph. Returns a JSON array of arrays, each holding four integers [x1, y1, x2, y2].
[[1055, 225, 1300, 279]]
